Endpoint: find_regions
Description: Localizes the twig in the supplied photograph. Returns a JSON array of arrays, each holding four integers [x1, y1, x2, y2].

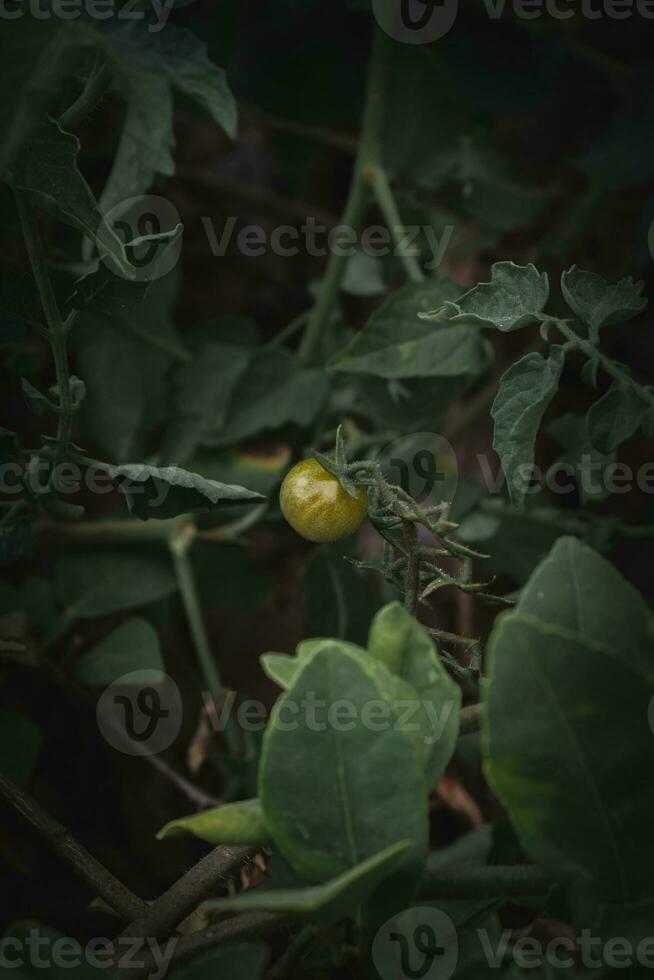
[[0, 770, 146, 921], [118, 846, 255, 946], [242, 104, 358, 154], [166, 912, 292, 970], [459, 702, 482, 735], [169, 524, 241, 758], [368, 165, 424, 283], [298, 25, 393, 364]]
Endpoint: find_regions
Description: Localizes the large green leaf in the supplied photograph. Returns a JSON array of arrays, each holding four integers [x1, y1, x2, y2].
[[425, 262, 549, 333], [587, 380, 650, 454], [491, 347, 565, 509], [83, 21, 236, 214], [330, 280, 489, 379], [546, 412, 614, 505], [259, 645, 428, 885], [55, 552, 177, 619], [73, 618, 165, 686], [561, 267, 647, 339], [484, 538, 654, 916], [10, 119, 129, 276], [367, 603, 461, 786], [202, 841, 411, 921], [157, 798, 269, 846]]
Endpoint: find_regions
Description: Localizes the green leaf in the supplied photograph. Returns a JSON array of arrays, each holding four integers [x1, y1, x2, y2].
[[162, 344, 251, 465], [106, 463, 264, 521], [55, 552, 177, 620], [546, 412, 615, 505], [158, 798, 269, 846], [203, 840, 411, 920], [561, 266, 647, 339], [368, 603, 461, 786], [491, 346, 565, 509], [88, 22, 236, 214], [207, 349, 329, 447], [169, 944, 269, 980], [424, 262, 549, 333], [73, 618, 164, 686], [0, 921, 108, 980], [260, 653, 298, 689], [484, 538, 654, 915], [0, 710, 41, 785], [259, 645, 428, 885], [587, 380, 650, 454], [68, 225, 183, 317], [330, 280, 489, 379], [10, 118, 129, 276]]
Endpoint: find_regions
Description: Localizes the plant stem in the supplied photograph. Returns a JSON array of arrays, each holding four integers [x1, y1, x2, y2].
[[298, 25, 394, 364], [549, 316, 654, 409], [59, 58, 113, 131], [16, 193, 74, 453], [169, 525, 241, 758], [369, 165, 424, 283], [269, 925, 318, 980], [118, 846, 255, 947], [0, 770, 146, 921], [403, 521, 420, 612]]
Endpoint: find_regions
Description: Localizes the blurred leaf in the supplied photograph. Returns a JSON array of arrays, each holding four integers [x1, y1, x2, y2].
[[342, 251, 386, 297], [203, 841, 411, 920], [484, 538, 654, 917], [207, 348, 329, 447], [561, 267, 646, 339], [426, 262, 549, 333], [587, 381, 650, 454], [0, 269, 40, 343], [491, 347, 565, 509], [188, 444, 291, 499], [73, 618, 164, 686], [19, 576, 58, 632], [1, 921, 111, 980], [0, 711, 41, 785], [107, 463, 263, 521], [330, 280, 489, 379], [55, 551, 176, 619], [162, 344, 251, 465], [546, 412, 614, 505], [169, 943, 268, 980], [260, 653, 297, 689], [0, 21, 69, 178], [158, 798, 269, 846], [73, 271, 182, 462], [354, 375, 473, 434], [259, 644, 428, 888]]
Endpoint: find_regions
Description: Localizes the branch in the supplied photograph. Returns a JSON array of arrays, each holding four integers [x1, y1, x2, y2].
[[118, 846, 256, 946], [0, 770, 146, 921]]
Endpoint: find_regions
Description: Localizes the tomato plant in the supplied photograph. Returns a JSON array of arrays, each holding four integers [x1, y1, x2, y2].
[[1, 2, 653, 979]]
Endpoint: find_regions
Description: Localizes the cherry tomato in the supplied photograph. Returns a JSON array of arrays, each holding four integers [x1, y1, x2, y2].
[[279, 459, 368, 543]]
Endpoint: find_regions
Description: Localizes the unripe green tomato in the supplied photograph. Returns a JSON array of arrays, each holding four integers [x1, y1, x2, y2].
[[279, 458, 368, 543]]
